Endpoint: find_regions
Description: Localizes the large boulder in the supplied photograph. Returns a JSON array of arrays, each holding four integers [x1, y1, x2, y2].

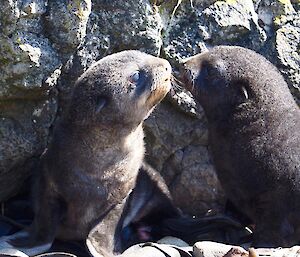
[[0, 0, 91, 201]]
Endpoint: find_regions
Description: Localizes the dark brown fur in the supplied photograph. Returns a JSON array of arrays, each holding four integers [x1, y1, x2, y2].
[[87, 162, 182, 256], [180, 46, 300, 247], [4, 50, 181, 256]]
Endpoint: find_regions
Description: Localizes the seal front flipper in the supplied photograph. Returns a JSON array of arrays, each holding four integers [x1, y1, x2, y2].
[[0, 231, 51, 257], [119, 163, 182, 249], [251, 192, 294, 247], [86, 199, 129, 257], [86, 163, 181, 257], [4, 194, 64, 256]]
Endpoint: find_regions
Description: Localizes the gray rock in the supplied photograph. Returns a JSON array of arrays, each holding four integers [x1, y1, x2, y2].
[[275, 12, 300, 103], [168, 87, 201, 118], [1, 32, 61, 94], [251, 246, 300, 257], [0, 0, 90, 201], [162, 3, 207, 63], [157, 236, 189, 247], [202, 0, 266, 49], [0, 1, 21, 35], [77, 0, 163, 71], [193, 241, 247, 257], [194, 243, 300, 257], [256, 0, 295, 35], [291, 0, 300, 11], [121, 242, 191, 257], [144, 101, 225, 215], [44, 0, 91, 54], [0, 98, 56, 200], [163, 0, 266, 64]]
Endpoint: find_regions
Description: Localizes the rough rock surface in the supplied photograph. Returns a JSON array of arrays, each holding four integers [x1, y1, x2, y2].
[[275, 12, 300, 103], [144, 101, 224, 215], [193, 242, 300, 257], [0, 0, 299, 216], [193, 241, 247, 257], [0, 0, 91, 201]]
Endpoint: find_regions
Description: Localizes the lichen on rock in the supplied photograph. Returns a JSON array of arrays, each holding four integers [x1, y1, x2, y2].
[[0, 0, 91, 201], [275, 12, 300, 102], [44, 0, 91, 53]]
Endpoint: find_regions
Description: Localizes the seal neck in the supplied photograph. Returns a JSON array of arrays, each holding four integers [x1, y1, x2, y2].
[[57, 119, 144, 150]]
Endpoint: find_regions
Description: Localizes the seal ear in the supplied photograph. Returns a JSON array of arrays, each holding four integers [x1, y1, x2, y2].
[[241, 86, 249, 100], [95, 96, 108, 113]]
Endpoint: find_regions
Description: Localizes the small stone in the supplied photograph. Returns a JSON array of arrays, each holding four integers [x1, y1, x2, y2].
[[122, 243, 184, 257], [223, 247, 249, 257], [121, 244, 166, 257], [193, 241, 246, 257], [157, 236, 189, 247]]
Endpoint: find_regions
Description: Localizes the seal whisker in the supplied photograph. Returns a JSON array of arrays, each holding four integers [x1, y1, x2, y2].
[[171, 74, 185, 87], [171, 81, 182, 91]]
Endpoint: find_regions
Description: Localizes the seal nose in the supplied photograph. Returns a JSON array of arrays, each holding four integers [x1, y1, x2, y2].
[[178, 58, 197, 92], [179, 59, 191, 81], [159, 59, 172, 82], [179, 57, 193, 73], [179, 58, 187, 66]]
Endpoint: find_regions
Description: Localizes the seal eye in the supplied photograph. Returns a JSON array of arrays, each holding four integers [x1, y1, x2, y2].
[[202, 64, 216, 78], [129, 71, 140, 84], [95, 96, 108, 114]]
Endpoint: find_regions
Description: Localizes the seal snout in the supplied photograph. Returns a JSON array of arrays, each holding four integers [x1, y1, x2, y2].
[[158, 59, 172, 84], [179, 58, 199, 93], [143, 58, 172, 107], [164, 60, 172, 79], [151, 58, 172, 92]]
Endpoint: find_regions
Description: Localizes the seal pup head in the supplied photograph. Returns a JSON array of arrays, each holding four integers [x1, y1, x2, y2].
[[180, 46, 293, 121], [66, 50, 171, 128]]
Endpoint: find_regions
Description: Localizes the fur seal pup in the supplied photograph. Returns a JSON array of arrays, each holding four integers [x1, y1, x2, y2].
[[180, 46, 300, 247], [0, 50, 181, 256]]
